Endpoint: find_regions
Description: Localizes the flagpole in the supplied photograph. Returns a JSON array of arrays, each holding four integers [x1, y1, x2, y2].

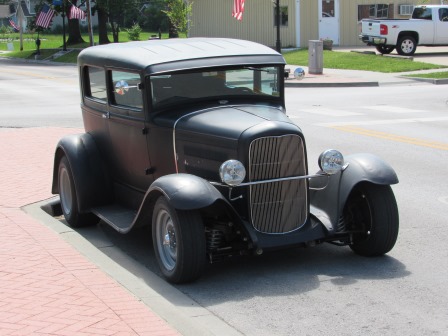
[[86, 0, 94, 46], [18, 2, 23, 51], [62, 0, 67, 51]]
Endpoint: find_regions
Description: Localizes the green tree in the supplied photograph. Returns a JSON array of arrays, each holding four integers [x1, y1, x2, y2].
[[162, 0, 193, 36], [141, 1, 169, 32], [94, 0, 141, 43]]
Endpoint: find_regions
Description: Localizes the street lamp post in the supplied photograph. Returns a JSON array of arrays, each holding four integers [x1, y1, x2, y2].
[[275, 0, 281, 53]]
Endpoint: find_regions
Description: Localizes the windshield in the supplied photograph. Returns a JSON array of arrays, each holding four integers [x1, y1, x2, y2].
[[150, 66, 282, 111]]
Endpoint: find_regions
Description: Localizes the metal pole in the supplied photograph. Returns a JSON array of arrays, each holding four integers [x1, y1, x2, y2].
[[18, 3, 23, 51], [275, 0, 281, 52], [62, 0, 67, 51], [86, 0, 94, 46]]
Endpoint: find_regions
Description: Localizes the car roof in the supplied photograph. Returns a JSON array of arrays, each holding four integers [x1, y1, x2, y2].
[[78, 38, 286, 75]]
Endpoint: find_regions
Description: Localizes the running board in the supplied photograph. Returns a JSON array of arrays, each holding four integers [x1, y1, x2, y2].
[[91, 204, 136, 234]]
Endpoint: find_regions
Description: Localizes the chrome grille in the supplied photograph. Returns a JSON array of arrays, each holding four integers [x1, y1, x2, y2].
[[249, 135, 308, 233]]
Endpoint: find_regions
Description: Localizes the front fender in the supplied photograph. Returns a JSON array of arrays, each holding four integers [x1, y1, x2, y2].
[[339, 153, 398, 207], [310, 153, 398, 231], [146, 173, 226, 210], [52, 133, 112, 212]]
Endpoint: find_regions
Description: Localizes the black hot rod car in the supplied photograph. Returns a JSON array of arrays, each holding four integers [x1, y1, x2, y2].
[[52, 38, 399, 283]]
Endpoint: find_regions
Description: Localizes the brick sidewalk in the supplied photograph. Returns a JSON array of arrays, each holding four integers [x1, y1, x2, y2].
[[0, 128, 180, 336]]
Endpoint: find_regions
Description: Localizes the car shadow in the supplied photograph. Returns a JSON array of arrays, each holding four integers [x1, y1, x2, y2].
[[40, 199, 409, 306], [80, 219, 410, 305]]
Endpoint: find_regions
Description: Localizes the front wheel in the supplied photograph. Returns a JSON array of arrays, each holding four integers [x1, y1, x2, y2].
[[152, 196, 206, 283], [344, 183, 399, 256], [375, 45, 395, 54], [58, 156, 99, 227], [396, 36, 417, 56]]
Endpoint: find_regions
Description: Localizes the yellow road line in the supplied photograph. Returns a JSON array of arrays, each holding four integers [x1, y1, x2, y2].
[[332, 125, 448, 151], [1, 69, 76, 84]]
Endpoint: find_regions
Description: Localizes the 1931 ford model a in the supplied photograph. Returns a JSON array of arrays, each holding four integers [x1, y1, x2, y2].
[[52, 38, 399, 283]]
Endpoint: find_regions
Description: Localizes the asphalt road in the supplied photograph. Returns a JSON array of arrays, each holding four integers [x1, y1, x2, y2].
[[2, 58, 448, 335]]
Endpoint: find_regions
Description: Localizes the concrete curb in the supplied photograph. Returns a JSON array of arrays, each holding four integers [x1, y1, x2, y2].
[[399, 76, 448, 85], [285, 81, 379, 88]]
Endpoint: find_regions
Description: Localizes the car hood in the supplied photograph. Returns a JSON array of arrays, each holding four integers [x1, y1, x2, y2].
[[170, 105, 302, 181]]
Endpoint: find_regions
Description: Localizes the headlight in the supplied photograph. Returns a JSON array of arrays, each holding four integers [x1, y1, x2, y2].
[[318, 149, 344, 175], [219, 160, 246, 186]]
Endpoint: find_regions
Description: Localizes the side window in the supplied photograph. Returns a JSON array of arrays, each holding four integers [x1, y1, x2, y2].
[[412, 7, 432, 20], [439, 8, 448, 22], [111, 71, 143, 109], [85, 67, 107, 102]]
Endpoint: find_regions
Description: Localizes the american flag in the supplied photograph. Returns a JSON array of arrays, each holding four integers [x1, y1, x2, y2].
[[36, 4, 56, 29], [69, 5, 86, 20], [9, 19, 19, 32], [232, 0, 245, 21]]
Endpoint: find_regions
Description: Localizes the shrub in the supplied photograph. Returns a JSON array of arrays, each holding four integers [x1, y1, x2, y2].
[[127, 23, 142, 41]]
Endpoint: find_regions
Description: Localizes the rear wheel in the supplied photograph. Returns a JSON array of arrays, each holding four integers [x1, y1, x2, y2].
[[344, 183, 399, 256], [58, 156, 99, 227], [375, 45, 395, 54], [152, 196, 206, 283], [396, 36, 417, 56]]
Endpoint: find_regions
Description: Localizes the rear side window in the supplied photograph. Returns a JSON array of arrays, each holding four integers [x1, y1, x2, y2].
[[412, 7, 432, 20], [85, 67, 107, 102], [111, 71, 143, 109]]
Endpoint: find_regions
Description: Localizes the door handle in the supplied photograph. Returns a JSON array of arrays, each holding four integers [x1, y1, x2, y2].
[[102, 112, 110, 119]]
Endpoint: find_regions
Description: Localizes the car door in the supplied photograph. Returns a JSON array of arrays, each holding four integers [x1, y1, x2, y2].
[[106, 70, 154, 193]]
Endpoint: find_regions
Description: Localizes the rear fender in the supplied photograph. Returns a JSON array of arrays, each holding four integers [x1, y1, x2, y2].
[[310, 153, 398, 231], [52, 133, 112, 212]]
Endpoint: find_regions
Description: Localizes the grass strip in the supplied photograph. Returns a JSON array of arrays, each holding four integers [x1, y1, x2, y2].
[[283, 49, 446, 73]]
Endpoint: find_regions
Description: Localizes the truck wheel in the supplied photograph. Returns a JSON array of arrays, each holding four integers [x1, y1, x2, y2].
[[344, 183, 399, 257], [375, 45, 395, 54], [58, 156, 99, 227], [152, 196, 206, 283], [396, 36, 417, 56]]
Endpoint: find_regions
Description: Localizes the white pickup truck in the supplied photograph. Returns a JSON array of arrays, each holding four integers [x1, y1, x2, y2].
[[359, 5, 448, 56]]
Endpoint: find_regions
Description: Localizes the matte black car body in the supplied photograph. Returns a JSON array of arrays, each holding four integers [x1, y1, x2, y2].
[[52, 38, 399, 283]]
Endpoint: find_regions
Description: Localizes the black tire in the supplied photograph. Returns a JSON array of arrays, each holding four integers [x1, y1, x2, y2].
[[344, 183, 399, 257], [375, 45, 395, 54], [396, 36, 417, 56], [152, 196, 206, 283], [58, 156, 99, 227]]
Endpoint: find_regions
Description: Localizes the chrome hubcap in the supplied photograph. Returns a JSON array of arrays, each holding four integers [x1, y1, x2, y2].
[[59, 167, 72, 216], [156, 209, 177, 271]]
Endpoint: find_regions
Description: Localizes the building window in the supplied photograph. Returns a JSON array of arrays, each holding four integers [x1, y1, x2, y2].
[[359, 4, 393, 20], [274, 6, 288, 27], [369, 4, 389, 18]]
